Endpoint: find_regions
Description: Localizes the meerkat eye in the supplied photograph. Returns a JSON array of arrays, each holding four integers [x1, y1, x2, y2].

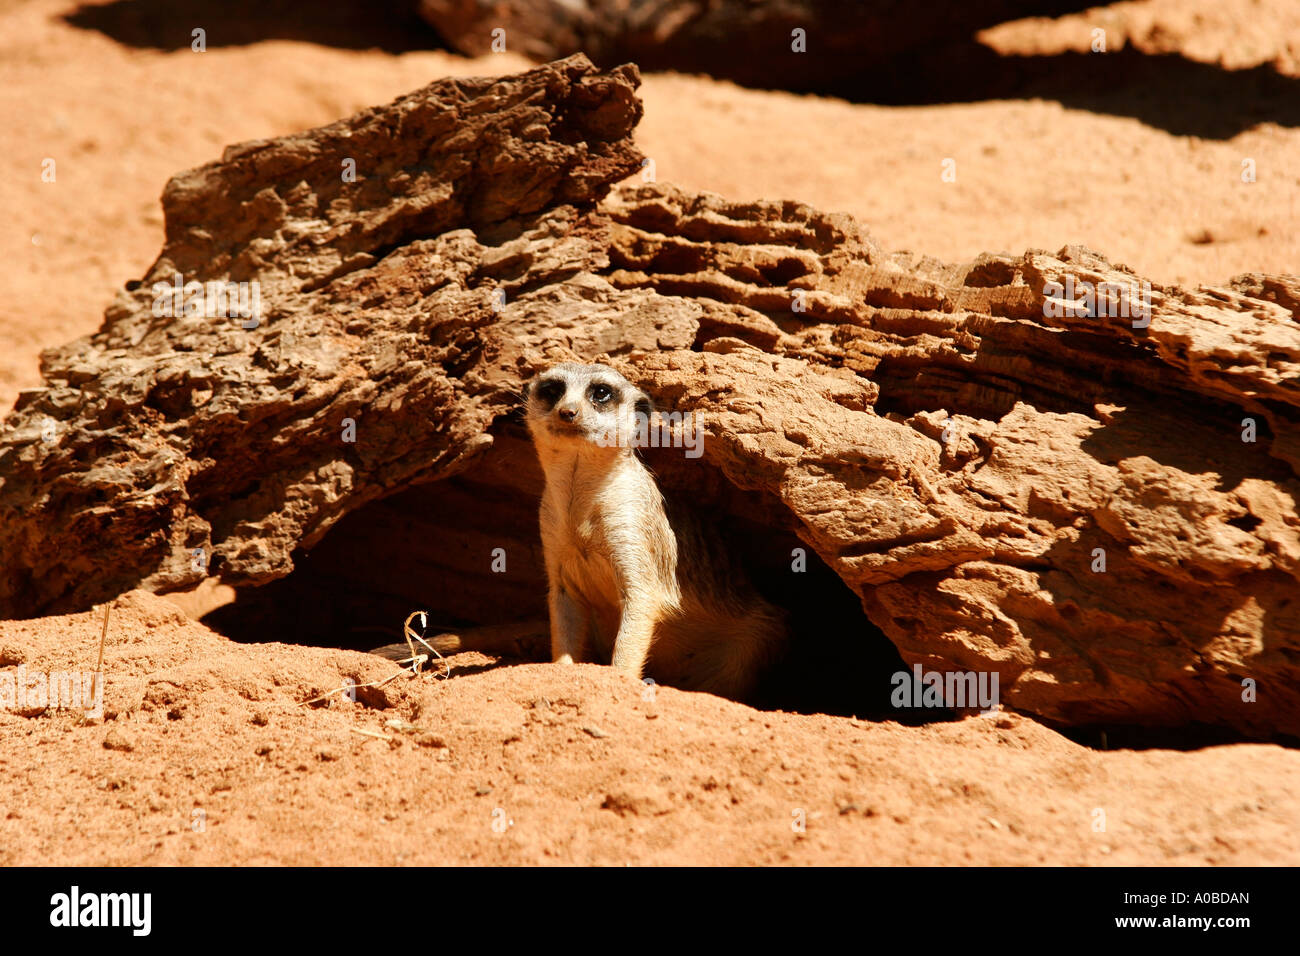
[[589, 383, 615, 404], [534, 379, 565, 407]]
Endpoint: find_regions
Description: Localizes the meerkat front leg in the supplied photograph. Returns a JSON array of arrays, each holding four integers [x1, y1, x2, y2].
[[608, 485, 673, 680], [548, 585, 589, 664], [610, 597, 659, 679]]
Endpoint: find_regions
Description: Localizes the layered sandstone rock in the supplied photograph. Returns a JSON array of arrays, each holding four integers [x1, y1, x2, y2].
[[2, 54, 1297, 735]]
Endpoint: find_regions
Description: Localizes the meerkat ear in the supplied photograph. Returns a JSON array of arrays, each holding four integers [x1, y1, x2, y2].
[[520, 379, 531, 402], [634, 391, 654, 422]]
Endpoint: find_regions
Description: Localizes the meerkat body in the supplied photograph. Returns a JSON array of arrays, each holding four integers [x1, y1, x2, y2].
[[523, 362, 786, 700]]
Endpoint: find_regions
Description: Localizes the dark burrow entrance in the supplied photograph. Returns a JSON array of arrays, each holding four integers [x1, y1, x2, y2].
[[199, 422, 936, 723]]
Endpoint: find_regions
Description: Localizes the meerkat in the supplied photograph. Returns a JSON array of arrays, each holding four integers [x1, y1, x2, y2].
[[520, 362, 787, 700]]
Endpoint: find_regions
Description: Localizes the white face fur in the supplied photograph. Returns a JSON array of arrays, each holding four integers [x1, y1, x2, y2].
[[524, 363, 653, 450]]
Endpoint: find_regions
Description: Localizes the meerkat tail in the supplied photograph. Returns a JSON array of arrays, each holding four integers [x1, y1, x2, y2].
[[368, 620, 549, 663]]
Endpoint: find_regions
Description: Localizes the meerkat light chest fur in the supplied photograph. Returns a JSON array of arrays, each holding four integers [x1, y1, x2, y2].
[[522, 362, 786, 700]]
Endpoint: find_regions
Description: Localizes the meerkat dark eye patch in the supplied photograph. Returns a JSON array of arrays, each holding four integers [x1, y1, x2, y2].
[[534, 379, 565, 407], [588, 383, 617, 405]]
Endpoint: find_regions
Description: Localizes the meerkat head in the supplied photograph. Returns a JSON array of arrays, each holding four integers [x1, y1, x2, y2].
[[523, 362, 653, 452]]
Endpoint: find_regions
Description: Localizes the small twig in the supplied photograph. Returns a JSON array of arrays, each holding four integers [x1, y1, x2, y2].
[[86, 602, 110, 708], [96, 603, 109, 673], [299, 612, 451, 708], [346, 726, 395, 743], [298, 660, 426, 708], [403, 610, 451, 680]]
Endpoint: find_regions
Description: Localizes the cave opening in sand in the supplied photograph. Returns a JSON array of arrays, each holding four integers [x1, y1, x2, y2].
[[198, 421, 926, 721]]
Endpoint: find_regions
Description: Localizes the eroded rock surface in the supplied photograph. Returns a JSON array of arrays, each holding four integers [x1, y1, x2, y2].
[[2, 55, 1298, 736]]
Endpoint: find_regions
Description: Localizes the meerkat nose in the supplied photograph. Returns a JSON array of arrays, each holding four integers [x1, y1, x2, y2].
[[557, 406, 577, 422]]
